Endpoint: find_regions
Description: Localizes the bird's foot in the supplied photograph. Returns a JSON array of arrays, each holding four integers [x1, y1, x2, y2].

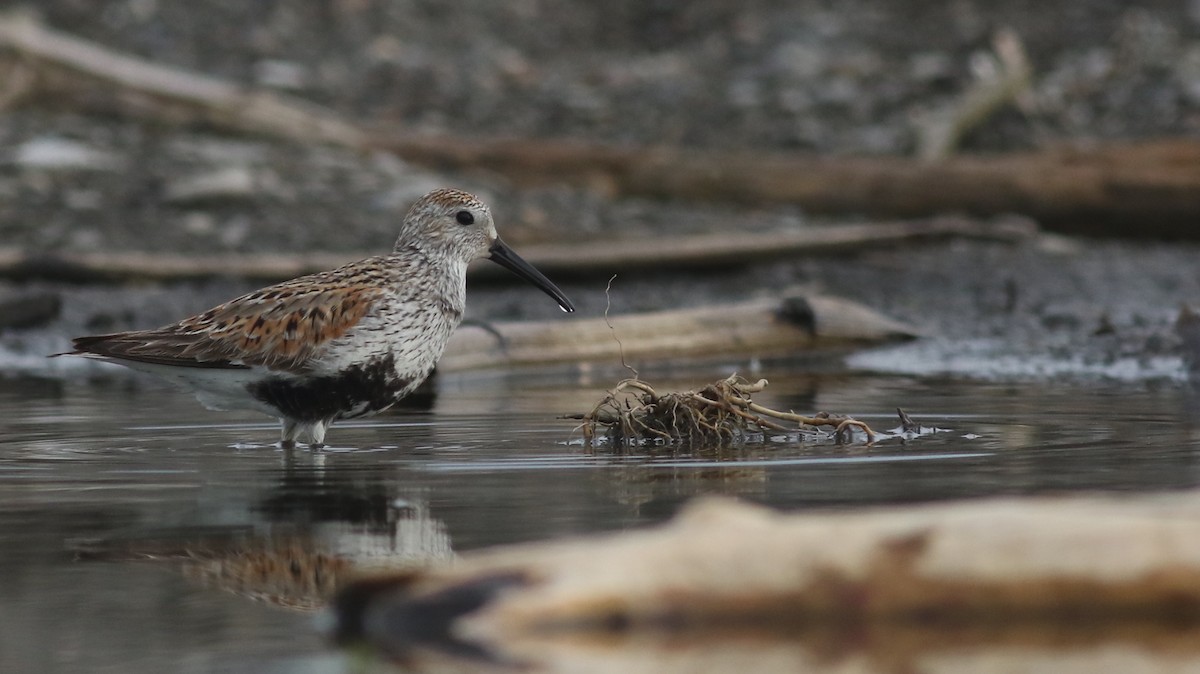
[[461, 318, 508, 351]]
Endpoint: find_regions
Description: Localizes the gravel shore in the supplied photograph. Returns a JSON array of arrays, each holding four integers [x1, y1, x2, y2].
[[2, 1, 1199, 381]]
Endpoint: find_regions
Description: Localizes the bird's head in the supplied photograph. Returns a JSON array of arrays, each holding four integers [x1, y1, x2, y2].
[[397, 188, 575, 312]]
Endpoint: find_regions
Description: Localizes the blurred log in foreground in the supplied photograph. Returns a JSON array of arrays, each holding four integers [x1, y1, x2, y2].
[[440, 294, 917, 373], [1, 14, 1197, 237], [334, 495, 1200, 672]]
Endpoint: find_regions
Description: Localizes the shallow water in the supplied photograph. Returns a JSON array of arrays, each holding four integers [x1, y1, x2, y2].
[[2, 369, 1200, 673]]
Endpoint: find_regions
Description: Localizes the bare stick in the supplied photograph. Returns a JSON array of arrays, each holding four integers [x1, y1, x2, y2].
[[916, 28, 1034, 160]]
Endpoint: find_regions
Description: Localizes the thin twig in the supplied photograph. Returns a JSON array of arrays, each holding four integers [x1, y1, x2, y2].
[[603, 274, 639, 381]]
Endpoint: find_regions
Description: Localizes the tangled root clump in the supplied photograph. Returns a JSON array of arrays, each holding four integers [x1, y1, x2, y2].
[[568, 374, 875, 449]]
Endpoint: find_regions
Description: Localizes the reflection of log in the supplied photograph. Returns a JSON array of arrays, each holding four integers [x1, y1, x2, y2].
[[440, 294, 917, 372], [334, 495, 1200, 670], [0, 216, 1031, 283], [347, 623, 1200, 674], [385, 135, 1200, 235]]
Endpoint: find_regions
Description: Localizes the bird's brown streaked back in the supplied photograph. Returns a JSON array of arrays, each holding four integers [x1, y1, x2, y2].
[[67, 259, 390, 372]]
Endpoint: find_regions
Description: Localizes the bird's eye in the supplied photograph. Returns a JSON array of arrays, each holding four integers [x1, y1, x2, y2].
[[455, 210, 475, 226]]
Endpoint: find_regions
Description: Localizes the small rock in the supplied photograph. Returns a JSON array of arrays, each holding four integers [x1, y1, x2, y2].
[[1175, 305, 1200, 375], [219, 216, 251, 247], [68, 228, 104, 249], [365, 35, 407, 64], [0, 291, 62, 330], [12, 137, 120, 172], [1116, 8, 1180, 68], [164, 166, 265, 206], [1177, 43, 1200, 106], [1040, 309, 1081, 330], [127, 0, 157, 21], [166, 138, 268, 165], [253, 59, 311, 91], [373, 178, 451, 212], [85, 308, 135, 332], [727, 79, 762, 108], [64, 189, 103, 211], [777, 87, 814, 114], [182, 212, 218, 236], [908, 52, 955, 84], [771, 40, 827, 80]]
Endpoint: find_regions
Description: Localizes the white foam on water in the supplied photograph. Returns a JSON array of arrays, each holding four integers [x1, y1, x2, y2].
[[847, 338, 1188, 383]]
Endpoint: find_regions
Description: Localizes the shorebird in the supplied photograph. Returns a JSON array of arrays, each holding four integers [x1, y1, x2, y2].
[[58, 188, 575, 448]]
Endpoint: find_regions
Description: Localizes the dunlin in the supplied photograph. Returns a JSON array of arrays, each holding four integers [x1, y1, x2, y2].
[[59, 188, 575, 448]]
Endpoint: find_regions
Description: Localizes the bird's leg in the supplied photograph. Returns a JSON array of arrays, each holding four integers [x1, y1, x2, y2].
[[280, 418, 300, 450], [460, 318, 508, 352], [308, 420, 329, 449]]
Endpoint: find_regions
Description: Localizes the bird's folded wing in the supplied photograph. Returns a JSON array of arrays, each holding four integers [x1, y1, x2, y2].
[[71, 282, 385, 372]]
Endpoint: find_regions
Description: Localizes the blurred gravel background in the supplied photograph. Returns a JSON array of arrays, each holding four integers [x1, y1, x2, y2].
[[1, 1, 1199, 379]]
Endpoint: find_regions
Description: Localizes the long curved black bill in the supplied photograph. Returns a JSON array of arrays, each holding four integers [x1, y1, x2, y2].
[[488, 239, 575, 313]]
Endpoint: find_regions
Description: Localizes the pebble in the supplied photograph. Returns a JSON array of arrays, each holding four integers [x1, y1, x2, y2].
[[0, 291, 62, 330], [253, 59, 311, 91], [11, 137, 120, 172], [163, 166, 265, 205]]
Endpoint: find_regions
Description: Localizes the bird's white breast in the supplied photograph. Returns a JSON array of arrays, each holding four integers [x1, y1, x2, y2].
[[314, 269, 466, 382]]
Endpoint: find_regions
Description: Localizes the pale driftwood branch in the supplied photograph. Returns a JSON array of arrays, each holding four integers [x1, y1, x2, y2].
[[335, 495, 1200, 670], [439, 294, 917, 373], [916, 28, 1034, 160], [0, 215, 1034, 283], [0, 13, 364, 148]]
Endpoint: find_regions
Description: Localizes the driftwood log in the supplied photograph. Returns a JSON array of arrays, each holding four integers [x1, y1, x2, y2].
[[2, 15, 1199, 236], [334, 495, 1200, 672], [0, 216, 1033, 284], [439, 294, 916, 373], [384, 134, 1200, 236], [0, 12, 363, 147]]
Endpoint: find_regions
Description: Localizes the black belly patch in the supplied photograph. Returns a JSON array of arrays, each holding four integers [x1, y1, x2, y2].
[[247, 355, 416, 422]]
